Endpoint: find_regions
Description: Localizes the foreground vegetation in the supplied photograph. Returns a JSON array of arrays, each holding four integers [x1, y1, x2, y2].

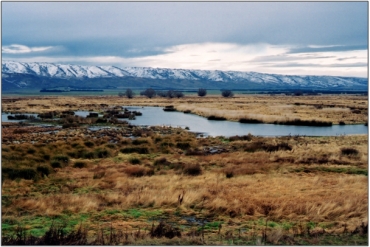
[[1, 94, 368, 245]]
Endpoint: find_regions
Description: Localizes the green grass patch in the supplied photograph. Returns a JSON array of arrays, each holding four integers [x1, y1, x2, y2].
[[2, 214, 90, 238]]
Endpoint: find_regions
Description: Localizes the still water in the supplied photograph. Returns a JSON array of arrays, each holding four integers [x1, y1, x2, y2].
[[124, 106, 368, 137]]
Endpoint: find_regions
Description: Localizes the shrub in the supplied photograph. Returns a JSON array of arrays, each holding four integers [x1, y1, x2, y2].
[[42, 154, 50, 160], [95, 118, 107, 124], [51, 161, 62, 168], [3, 167, 38, 180], [198, 88, 207, 97], [166, 90, 176, 98], [153, 157, 171, 166], [141, 88, 156, 98], [129, 157, 141, 165], [132, 139, 148, 145], [176, 142, 191, 150], [221, 90, 234, 97], [225, 170, 234, 178], [229, 134, 253, 142], [174, 91, 184, 98], [94, 148, 110, 158], [73, 162, 87, 168], [84, 141, 95, 148], [183, 163, 202, 176], [120, 147, 149, 154], [341, 147, 359, 156], [125, 88, 135, 99], [27, 148, 36, 154], [244, 141, 292, 153], [52, 155, 69, 164], [37, 165, 51, 177]]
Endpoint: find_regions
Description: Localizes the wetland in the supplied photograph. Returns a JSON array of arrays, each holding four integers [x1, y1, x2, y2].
[[1, 94, 368, 245]]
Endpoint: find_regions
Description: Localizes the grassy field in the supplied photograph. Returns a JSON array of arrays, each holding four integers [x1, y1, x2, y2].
[[1, 94, 368, 245]]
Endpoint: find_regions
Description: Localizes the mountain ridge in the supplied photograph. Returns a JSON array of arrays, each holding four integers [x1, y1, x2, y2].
[[2, 61, 368, 91]]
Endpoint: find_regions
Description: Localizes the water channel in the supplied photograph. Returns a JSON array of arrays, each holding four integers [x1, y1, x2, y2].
[[124, 106, 367, 137], [2, 107, 368, 137]]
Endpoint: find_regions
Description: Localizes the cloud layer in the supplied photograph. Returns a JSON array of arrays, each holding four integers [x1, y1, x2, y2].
[[4, 42, 367, 77], [2, 44, 54, 54]]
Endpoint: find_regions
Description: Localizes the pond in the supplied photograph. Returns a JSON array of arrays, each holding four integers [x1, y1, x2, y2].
[[124, 106, 368, 137]]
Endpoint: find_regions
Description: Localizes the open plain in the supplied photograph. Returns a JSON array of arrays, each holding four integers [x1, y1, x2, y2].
[[1, 94, 368, 245]]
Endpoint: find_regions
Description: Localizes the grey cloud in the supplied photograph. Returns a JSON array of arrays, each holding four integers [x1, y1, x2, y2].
[[2, 2, 367, 58], [289, 45, 368, 54], [263, 62, 367, 68]]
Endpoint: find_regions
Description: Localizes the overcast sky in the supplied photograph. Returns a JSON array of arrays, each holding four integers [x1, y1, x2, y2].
[[2, 2, 368, 77]]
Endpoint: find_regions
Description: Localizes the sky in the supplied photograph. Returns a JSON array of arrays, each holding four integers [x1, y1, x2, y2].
[[1, 2, 368, 77]]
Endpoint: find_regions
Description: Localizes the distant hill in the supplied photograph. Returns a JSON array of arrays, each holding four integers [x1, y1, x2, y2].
[[2, 61, 368, 92]]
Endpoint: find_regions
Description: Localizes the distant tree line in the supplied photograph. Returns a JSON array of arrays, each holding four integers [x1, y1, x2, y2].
[[119, 88, 235, 98]]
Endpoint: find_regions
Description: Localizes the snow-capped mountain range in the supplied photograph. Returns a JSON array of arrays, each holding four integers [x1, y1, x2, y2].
[[1, 61, 368, 91]]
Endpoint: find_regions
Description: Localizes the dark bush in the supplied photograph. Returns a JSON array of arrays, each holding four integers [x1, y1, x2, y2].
[[141, 88, 156, 98], [198, 88, 207, 97], [229, 134, 253, 142], [153, 157, 171, 166], [221, 90, 234, 97], [166, 90, 176, 98], [176, 142, 191, 150], [94, 149, 110, 158], [73, 162, 87, 168], [87, 113, 98, 118], [3, 167, 38, 180], [53, 155, 69, 164], [120, 147, 149, 154], [51, 161, 62, 168], [156, 91, 167, 97], [95, 118, 107, 123], [174, 91, 184, 98], [83, 152, 95, 159], [132, 139, 148, 145], [150, 221, 181, 239], [84, 141, 95, 148], [129, 157, 141, 165], [183, 163, 202, 176], [225, 170, 234, 178], [125, 88, 135, 99], [163, 105, 177, 112], [37, 165, 51, 177], [27, 148, 36, 154], [244, 142, 292, 153], [341, 147, 359, 156]]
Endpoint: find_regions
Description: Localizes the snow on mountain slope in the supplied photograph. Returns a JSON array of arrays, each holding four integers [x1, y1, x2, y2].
[[2, 61, 368, 89]]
